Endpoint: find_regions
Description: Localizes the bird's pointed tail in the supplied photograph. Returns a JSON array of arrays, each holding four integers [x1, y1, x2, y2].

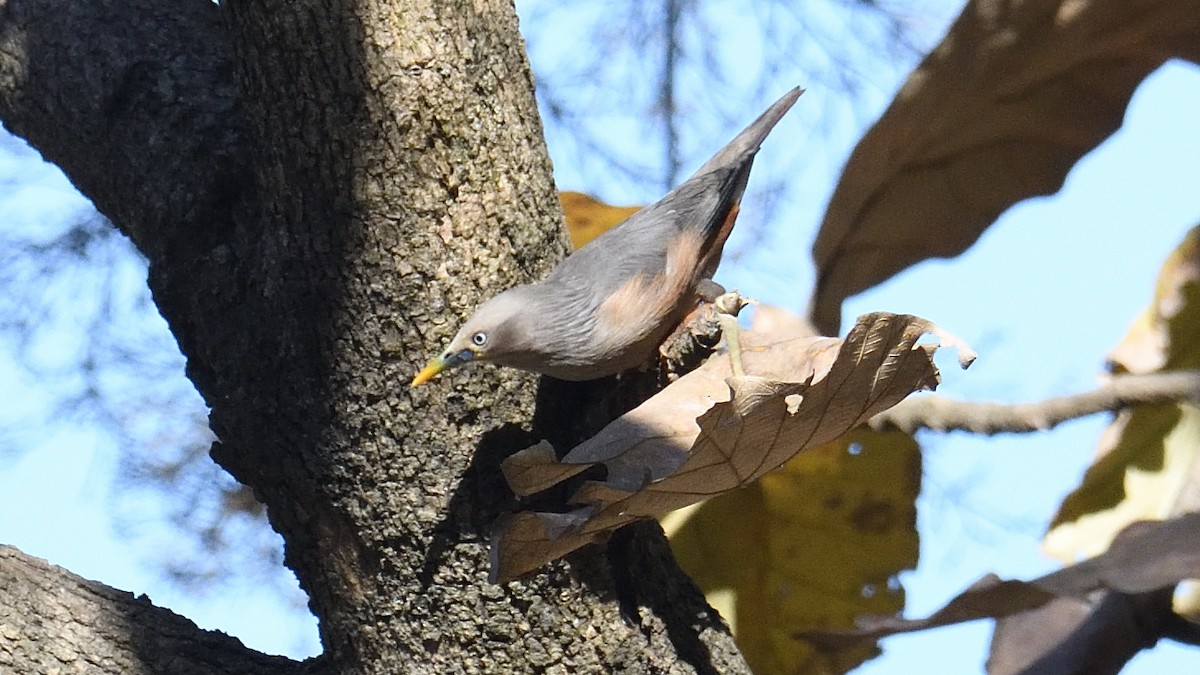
[[690, 86, 803, 179]]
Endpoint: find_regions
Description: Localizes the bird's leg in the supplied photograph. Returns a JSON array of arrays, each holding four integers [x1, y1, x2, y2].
[[714, 291, 751, 378], [658, 285, 752, 382], [694, 278, 727, 303]]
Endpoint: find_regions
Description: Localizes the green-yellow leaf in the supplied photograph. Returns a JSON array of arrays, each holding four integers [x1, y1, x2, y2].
[[1046, 225, 1200, 561], [668, 429, 921, 675], [1045, 404, 1200, 560]]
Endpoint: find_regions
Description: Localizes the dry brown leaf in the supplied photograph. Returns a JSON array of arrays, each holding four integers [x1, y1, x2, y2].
[[491, 312, 975, 582], [804, 512, 1200, 649], [808, 0, 1200, 334], [987, 587, 1180, 675]]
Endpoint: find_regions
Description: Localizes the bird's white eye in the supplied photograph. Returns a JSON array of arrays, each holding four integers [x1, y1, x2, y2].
[[471, 331, 488, 347]]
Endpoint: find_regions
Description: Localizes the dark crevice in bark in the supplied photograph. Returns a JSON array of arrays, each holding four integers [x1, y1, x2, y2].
[[609, 522, 735, 675]]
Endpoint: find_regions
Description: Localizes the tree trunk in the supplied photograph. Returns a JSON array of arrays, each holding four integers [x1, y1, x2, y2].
[[0, 0, 749, 673]]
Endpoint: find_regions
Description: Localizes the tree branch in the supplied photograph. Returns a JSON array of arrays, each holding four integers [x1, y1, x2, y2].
[[0, 545, 315, 675], [870, 371, 1200, 435], [0, 0, 248, 260]]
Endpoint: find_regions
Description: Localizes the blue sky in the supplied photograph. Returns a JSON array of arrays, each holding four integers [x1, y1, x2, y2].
[[2, 2, 1200, 673]]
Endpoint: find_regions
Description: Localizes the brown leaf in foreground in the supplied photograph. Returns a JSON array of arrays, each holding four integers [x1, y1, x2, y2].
[[987, 587, 1184, 675], [803, 512, 1200, 649], [491, 313, 975, 582], [808, 0, 1200, 334]]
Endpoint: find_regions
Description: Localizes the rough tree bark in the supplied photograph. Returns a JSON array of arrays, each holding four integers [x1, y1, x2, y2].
[[0, 0, 748, 673]]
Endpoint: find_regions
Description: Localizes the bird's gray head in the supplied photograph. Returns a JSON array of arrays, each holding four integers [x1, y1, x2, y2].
[[411, 285, 544, 386]]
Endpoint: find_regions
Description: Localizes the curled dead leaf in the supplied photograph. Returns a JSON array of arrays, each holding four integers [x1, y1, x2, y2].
[[491, 312, 975, 582]]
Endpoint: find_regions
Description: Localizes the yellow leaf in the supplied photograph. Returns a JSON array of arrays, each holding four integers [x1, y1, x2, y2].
[[1045, 405, 1200, 561], [559, 191, 640, 250], [1172, 580, 1200, 623], [669, 429, 921, 675], [1046, 225, 1200, 561]]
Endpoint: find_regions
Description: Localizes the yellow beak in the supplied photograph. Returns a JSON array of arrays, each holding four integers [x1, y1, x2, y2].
[[411, 349, 476, 387], [411, 356, 447, 387]]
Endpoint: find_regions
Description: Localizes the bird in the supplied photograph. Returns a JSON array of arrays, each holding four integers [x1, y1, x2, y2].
[[412, 87, 802, 386]]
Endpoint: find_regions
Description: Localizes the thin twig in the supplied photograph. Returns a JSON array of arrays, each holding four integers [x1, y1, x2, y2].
[[869, 371, 1200, 435]]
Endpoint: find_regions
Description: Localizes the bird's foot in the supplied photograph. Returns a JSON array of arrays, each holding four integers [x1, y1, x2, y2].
[[658, 289, 753, 381]]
